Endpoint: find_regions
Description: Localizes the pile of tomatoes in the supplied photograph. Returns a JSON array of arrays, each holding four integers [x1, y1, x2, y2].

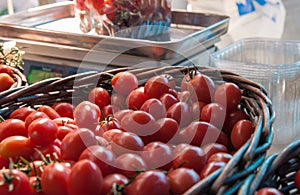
[[0, 69, 297, 195], [0, 64, 17, 93]]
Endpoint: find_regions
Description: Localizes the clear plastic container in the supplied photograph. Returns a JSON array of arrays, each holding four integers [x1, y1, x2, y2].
[[210, 38, 300, 151]]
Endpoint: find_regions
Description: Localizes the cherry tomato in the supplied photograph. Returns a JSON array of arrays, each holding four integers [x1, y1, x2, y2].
[[24, 111, 49, 129], [199, 161, 226, 179], [33, 143, 61, 161], [192, 101, 207, 121], [73, 101, 101, 131], [214, 82, 242, 112], [79, 145, 117, 176], [89, 87, 111, 108], [111, 131, 144, 156], [295, 170, 300, 192], [144, 75, 171, 99], [255, 187, 284, 195], [115, 153, 148, 178], [207, 152, 232, 164], [166, 101, 193, 128], [159, 93, 179, 110], [101, 173, 129, 195], [180, 70, 200, 92], [0, 168, 31, 195], [151, 117, 179, 143], [173, 144, 207, 173], [37, 105, 61, 120], [28, 118, 58, 147], [126, 87, 149, 110], [111, 93, 127, 110], [0, 65, 14, 76], [0, 136, 35, 162], [68, 159, 103, 195], [57, 125, 76, 141], [99, 117, 121, 132], [140, 98, 166, 120], [52, 117, 76, 127], [231, 119, 255, 150], [113, 109, 133, 123], [0, 73, 15, 92], [202, 143, 229, 160], [61, 128, 98, 161], [142, 141, 174, 170], [186, 74, 216, 103], [168, 167, 200, 195], [222, 109, 249, 135], [9, 107, 36, 121], [41, 162, 71, 195], [52, 102, 74, 119], [111, 71, 138, 95], [101, 104, 120, 119], [124, 170, 170, 195], [102, 129, 123, 142], [0, 118, 27, 142], [200, 102, 226, 129], [29, 176, 43, 195]]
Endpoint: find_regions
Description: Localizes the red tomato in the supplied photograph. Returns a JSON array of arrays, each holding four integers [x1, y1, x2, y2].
[[101, 173, 129, 195], [180, 70, 201, 92], [140, 98, 166, 120], [9, 107, 36, 121], [101, 104, 120, 119], [41, 162, 71, 195], [57, 125, 75, 141], [73, 101, 101, 131], [151, 117, 179, 143], [88, 87, 111, 108], [0, 73, 15, 92], [0, 65, 14, 76], [186, 74, 216, 103], [111, 71, 138, 95], [179, 121, 229, 147], [144, 75, 171, 99], [52, 102, 74, 119], [111, 131, 144, 156], [115, 153, 148, 178], [124, 170, 170, 195], [37, 105, 61, 120], [52, 117, 76, 127], [202, 143, 229, 160], [295, 170, 300, 192], [142, 141, 174, 170], [27, 160, 45, 177], [214, 82, 242, 112], [28, 118, 58, 147], [255, 187, 284, 195], [200, 103, 226, 129], [126, 87, 149, 110], [199, 161, 226, 179], [24, 111, 49, 129], [222, 109, 249, 135], [0, 155, 9, 168], [102, 129, 123, 142], [79, 145, 117, 176], [33, 143, 61, 161], [192, 101, 207, 121], [113, 109, 133, 123], [0, 136, 35, 162], [207, 152, 232, 163], [120, 110, 159, 136], [166, 101, 193, 128], [168, 167, 200, 195], [111, 93, 127, 110], [68, 159, 103, 195], [99, 117, 121, 132], [61, 128, 98, 161], [231, 119, 255, 150], [29, 176, 43, 195], [0, 118, 27, 142], [159, 93, 179, 110], [0, 168, 31, 195], [173, 144, 207, 173]]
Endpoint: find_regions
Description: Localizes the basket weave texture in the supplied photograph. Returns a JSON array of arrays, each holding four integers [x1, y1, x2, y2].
[[0, 65, 275, 194]]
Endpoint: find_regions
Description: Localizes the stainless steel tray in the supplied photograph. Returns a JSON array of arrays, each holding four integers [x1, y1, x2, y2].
[[0, 1, 229, 66]]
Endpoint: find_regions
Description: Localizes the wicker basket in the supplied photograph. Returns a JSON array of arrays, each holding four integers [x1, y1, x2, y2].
[[239, 140, 300, 195], [0, 65, 275, 194]]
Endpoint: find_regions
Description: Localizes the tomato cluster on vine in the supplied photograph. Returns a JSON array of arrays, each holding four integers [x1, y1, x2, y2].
[[0, 69, 283, 195]]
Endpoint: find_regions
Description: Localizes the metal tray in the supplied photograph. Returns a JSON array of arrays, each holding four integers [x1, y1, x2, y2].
[[0, 1, 229, 66]]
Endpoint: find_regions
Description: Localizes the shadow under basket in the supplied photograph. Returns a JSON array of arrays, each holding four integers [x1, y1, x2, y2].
[[0, 65, 275, 195]]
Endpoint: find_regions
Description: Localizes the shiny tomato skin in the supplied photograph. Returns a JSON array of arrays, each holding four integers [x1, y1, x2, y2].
[[231, 119, 255, 150], [9, 107, 36, 121], [0, 73, 15, 92], [222, 109, 249, 135], [159, 93, 179, 110], [126, 87, 149, 110], [200, 102, 226, 129], [102, 129, 123, 142], [61, 128, 98, 161], [101, 173, 129, 195], [68, 159, 103, 195], [199, 161, 226, 179], [79, 145, 117, 176], [140, 98, 166, 120], [144, 75, 170, 99], [52, 117, 76, 127], [151, 117, 179, 143], [56, 125, 75, 141], [111, 71, 138, 95], [168, 167, 200, 195], [124, 170, 170, 195], [166, 101, 194, 128], [295, 170, 300, 192], [0, 65, 14, 76], [214, 82, 242, 112], [255, 187, 284, 195], [0, 136, 35, 162], [37, 105, 61, 120], [28, 118, 58, 147], [52, 102, 74, 119], [0, 118, 27, 142], [111, 131, 144, 156], [192, 101, 207, 121], [33, 143, 62, 161], [73, 101, 101, 131], [41, 162, 71, 195], [0, 168, 31, 195], [180, 71, 200, 92], [202, 143, 229, 160], [207, 152, 233, 164], [88, 87, 111, 108], [24, 111, 49, 129], [115, 153, 148, 178]]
